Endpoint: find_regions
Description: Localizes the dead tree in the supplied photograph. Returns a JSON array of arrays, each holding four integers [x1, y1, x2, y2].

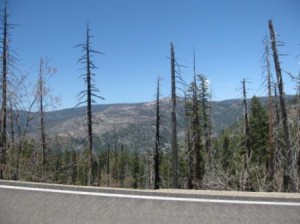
[[107, 144, 110, 187], [264, 38, 275, 183], [36, 58, 57, 179], [0, 0, 8, 179], [170, 42, 178, 188], [154, 77, 161, 190], [241, 79, 251, 190], [76, 23, 103, 186], [268, 20, 298, 192], [184, 93, 192, 189], [189, 53, 202, 189], [297, 74, 300, 177], [272, 85, 284, 190], [13, 99, 37, 180], [38, 59, 47, 176]]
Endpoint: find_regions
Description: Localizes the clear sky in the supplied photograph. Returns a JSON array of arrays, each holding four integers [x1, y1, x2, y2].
[[8, 0, 300, 110]]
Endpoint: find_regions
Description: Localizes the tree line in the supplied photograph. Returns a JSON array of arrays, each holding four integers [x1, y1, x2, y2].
[[0, 1, 299, 192]]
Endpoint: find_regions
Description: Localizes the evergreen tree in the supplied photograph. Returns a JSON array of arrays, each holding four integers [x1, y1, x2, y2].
[[131, 149, 141, 189], [249, 96, 269, 167]]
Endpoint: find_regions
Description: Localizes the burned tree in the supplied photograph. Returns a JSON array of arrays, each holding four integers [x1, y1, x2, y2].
[[170, 42, 178, 188], [76, 23, 104, 186], [35, 58, 57, 178], [184, 92, 192, 189], [0, 0, 9, 179], [263, 37, 275, 184], [268, 20, 298, 192], [38, 59, 47, 176], [241, 79, 251, 190], [190, 72, 202, 189], [154, 77, 161, 190]]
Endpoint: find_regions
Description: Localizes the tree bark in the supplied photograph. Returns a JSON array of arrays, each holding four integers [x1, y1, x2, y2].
[[265, 39, 275, 184], [170, 42, 178, 189], [38, 59, 47, 177], [0, 0, 8, 179], [154, 78, 160, 190], [242, 79, 251, 191], [86, 26, 93, 186], [268, 20, 298, 192]]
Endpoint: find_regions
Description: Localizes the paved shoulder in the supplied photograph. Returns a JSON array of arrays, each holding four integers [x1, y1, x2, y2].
[[1, 180, 299, 224]]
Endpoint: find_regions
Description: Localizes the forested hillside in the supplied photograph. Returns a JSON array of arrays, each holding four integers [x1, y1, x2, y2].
[[0, 1, 299, 192], [3, 95, 298, 191], [17, 97, 253, 138]]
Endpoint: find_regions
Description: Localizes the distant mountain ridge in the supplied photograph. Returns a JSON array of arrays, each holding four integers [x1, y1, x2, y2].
[[19, 95, 296, 140]]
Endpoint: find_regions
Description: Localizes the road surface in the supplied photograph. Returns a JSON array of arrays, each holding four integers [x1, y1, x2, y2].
[[0, 180, 299, 224]]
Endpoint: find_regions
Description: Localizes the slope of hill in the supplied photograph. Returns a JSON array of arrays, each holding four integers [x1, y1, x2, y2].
[[20, 95, 296, 142], [19, 98, 242, 138]]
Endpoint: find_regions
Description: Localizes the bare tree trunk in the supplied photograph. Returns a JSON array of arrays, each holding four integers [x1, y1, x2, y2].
[[77, 24, 103, 186], [38, 59, 47, 177], [9, 101, 15, 179], [184, 94, 192, 189], [107, 145, 110, 187], [297, 75, 300, 183], [0, 0, 8, 179], [85, 27, 93, 186], [170, 42, 178, 189], [14, 113, 21, 180], [9, 101, 14, 147], [154, 78, 160, 189], [268, 20, 298, 192], [264, 39, 275, 185], [273, 86, 283, 191], [242, 79, 251, 191], [191, 58, 202, 189]]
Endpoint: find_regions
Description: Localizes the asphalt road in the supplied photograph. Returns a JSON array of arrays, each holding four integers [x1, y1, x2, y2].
[[0, 180, 299, 224]]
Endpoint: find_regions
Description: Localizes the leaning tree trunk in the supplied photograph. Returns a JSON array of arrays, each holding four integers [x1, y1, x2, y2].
[[268, 20, 298, 192]]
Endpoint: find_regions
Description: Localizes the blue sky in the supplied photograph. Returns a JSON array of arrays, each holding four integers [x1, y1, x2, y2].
[[9, 0, 300, 110]]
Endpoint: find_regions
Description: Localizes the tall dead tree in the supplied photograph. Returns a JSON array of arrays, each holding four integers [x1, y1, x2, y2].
[[0, 0, 8, 179], [242, 79, 251, 159], [154, 77, 160, 190], [189, 53, 202, 189], [38, 59, 47, 176], [296, 73, 300, 180], [241, 79, 251, 190], [76, 23, 103, 186], [272, 84, 284, 190], [170, 42, 178, 188], [268, 20, 298, 192], [36, 58, 57, 179], [184, 93, 192, 189], [264, 38, 275, 183]]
